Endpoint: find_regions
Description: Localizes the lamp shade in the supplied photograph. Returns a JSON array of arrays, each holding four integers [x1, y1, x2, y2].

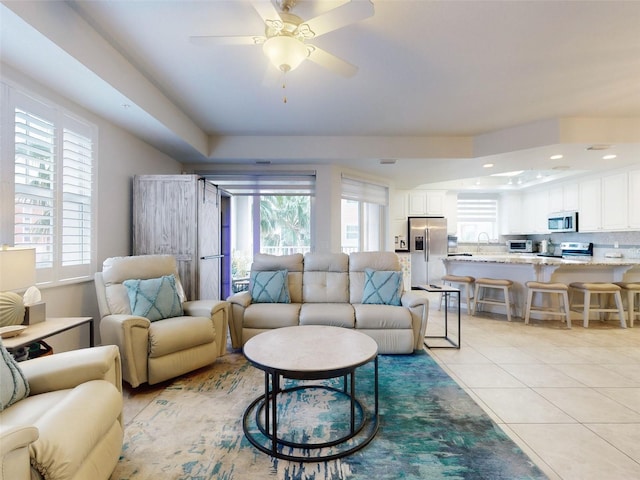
[[263, 35, 309, 72], [0, 247, 36, 292]]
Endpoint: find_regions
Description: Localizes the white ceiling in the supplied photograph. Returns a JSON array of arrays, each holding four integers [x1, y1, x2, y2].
[[2, 0, 639, 190]]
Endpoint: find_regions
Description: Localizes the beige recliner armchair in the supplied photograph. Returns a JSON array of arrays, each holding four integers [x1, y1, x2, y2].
[[95, 254, 229, 388], [0, 345, 123, 480]]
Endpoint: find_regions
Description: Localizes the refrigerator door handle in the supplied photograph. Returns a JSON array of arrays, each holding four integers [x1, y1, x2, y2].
[[424, 228, 429, 262]]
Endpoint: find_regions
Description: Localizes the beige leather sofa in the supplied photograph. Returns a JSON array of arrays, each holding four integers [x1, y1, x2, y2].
[[228, 251, 429, 354], [95, 254, 229, 387], [0, 345, 123, 480]]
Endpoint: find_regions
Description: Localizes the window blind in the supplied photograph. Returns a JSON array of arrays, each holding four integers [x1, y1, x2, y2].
[[341, 175, 388, 205], [457, 197, 499, 222], [204, 172, 315, 195]]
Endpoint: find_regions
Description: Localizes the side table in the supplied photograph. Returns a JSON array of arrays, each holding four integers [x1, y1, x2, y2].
[[2, 317, 94, 354], [417, 285, 461, 349]]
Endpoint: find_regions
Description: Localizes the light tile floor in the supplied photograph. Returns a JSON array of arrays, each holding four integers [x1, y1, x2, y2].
[[424, 298, 640, 480]]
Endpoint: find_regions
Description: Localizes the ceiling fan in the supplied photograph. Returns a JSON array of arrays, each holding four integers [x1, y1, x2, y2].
[[190, 0, 374, 77]]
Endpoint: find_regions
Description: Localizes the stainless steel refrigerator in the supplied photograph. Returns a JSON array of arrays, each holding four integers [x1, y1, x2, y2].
[[408, 216, 448, 288]]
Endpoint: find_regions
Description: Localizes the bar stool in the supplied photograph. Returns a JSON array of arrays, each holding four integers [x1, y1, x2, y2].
[[568, 282, 626, 328], [524, 281, 571, 328], [473, 278, 515, 322], [613, 282, 640, 327], [439, 274, 475, 314]]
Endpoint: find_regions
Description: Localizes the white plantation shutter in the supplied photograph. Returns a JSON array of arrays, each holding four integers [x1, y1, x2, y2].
[[8, 87, 96, 285], [62, 126, 93, 269], [14, 107, 56, 270]]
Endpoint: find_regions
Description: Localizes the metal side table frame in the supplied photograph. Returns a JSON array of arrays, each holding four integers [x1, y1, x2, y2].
[[418, 284, 461, 349]]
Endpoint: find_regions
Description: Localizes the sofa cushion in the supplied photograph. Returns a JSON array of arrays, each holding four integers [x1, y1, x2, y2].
[[0, 340, 29, 410], [303, 253, 349, 303], [244, 303, 301, 329], [250, 270, 290, 303], [353, 304, 413, 329], [300, 303, 355, 327], [362, 269, 403, 306], [148, 315, 215, 358], [124, 274, 184, 321]]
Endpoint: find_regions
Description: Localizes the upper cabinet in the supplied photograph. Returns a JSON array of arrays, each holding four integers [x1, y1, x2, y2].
[[629, 169, 640, 228], [601, 173, 628, 231], [521, 189, 549, 233], [407, 190, 446, 216], [578, 177, 602, 231], [548, 183, 579, 213], [578, 170, 634, 232], [500, 192, 522, 234]]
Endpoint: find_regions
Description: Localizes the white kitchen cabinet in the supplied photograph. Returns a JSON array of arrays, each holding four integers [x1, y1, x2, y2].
[[563, 183, 579, 211], [548, 183, 579, 213], [601, 173, 628, 231], [521, 190, 548, 233], [407, 190, 446, 216], [426, 190, 446, 215], [500, 193, 522, 234], [391, 189, 408, 220], [407, 191, 426, 215], [578, 178, 602, 231], [629, 169, 640, 228]]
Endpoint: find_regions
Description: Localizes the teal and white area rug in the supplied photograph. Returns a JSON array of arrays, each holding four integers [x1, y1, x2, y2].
[[111, 350, 547, 480]]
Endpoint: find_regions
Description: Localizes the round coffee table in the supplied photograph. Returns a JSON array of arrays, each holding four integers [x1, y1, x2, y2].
[[242, 325, 379, 462]]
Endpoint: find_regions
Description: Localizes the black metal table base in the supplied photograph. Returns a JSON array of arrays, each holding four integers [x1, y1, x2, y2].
[[242, 357, 379, 462]]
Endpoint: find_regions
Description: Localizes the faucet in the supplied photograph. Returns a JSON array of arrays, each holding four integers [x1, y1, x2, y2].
[[477, 232, 490, 253]]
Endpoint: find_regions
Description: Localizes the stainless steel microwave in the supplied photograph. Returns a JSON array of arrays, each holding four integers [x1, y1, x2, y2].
[[507, 239, 534, 253], [548, 211, 578, 232]]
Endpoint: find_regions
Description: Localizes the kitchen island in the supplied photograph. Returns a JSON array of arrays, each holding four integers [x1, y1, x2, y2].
[[443, 254, 640, 318]]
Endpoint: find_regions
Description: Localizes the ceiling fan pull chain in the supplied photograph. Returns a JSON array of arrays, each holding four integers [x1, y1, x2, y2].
[[281, 71, 288, 104]]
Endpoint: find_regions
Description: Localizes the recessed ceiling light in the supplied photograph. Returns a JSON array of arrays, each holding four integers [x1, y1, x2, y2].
[[483, 163, 494, 168], [603, 154, 617, 160], [550, 154, 563, 160], [380, 159, 396, 165]]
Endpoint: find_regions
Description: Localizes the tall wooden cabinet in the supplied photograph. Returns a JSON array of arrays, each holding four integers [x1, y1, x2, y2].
[[133, 175, 221, 301]]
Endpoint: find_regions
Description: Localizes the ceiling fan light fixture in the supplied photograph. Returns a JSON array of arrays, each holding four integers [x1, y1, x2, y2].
[[263, 35, 309, 72]]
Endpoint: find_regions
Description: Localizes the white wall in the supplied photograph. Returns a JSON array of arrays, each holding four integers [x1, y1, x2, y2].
[[2, 64, 183, 351]]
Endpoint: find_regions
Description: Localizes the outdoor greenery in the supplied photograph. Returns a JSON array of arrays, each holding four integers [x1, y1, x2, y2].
[[259, 195, 310, 249]]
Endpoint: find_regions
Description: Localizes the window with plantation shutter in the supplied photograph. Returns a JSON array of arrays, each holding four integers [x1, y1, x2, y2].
[[4, 85, 97, 285]]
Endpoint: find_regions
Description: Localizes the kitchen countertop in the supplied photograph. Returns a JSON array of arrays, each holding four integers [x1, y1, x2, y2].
[[444, 254, 640, 266]]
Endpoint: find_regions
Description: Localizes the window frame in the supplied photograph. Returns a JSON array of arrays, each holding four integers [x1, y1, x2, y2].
[[1, 81, 98, 287], [340, 175, 389, 253]]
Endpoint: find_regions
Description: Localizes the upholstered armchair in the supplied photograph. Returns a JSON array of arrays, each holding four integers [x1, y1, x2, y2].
[[94, 254, 229, 388], [0, 344, 123, 480]]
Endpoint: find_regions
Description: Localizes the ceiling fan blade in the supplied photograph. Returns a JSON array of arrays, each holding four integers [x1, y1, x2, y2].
[[190, 35, 265, 46], [300, 0, 374, 38], [251, 0, 282, 25], [307, 45, 358, 78]]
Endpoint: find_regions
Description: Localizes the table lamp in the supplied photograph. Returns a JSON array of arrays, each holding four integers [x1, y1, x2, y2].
[[0, 246, 38, 327]]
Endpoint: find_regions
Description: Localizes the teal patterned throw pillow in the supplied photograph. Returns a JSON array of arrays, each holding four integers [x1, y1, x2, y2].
[[362, 268, 403, 306], [0, 339, 29, 411], [124, 274, 184, 322], [250, 270, 290, 303]]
